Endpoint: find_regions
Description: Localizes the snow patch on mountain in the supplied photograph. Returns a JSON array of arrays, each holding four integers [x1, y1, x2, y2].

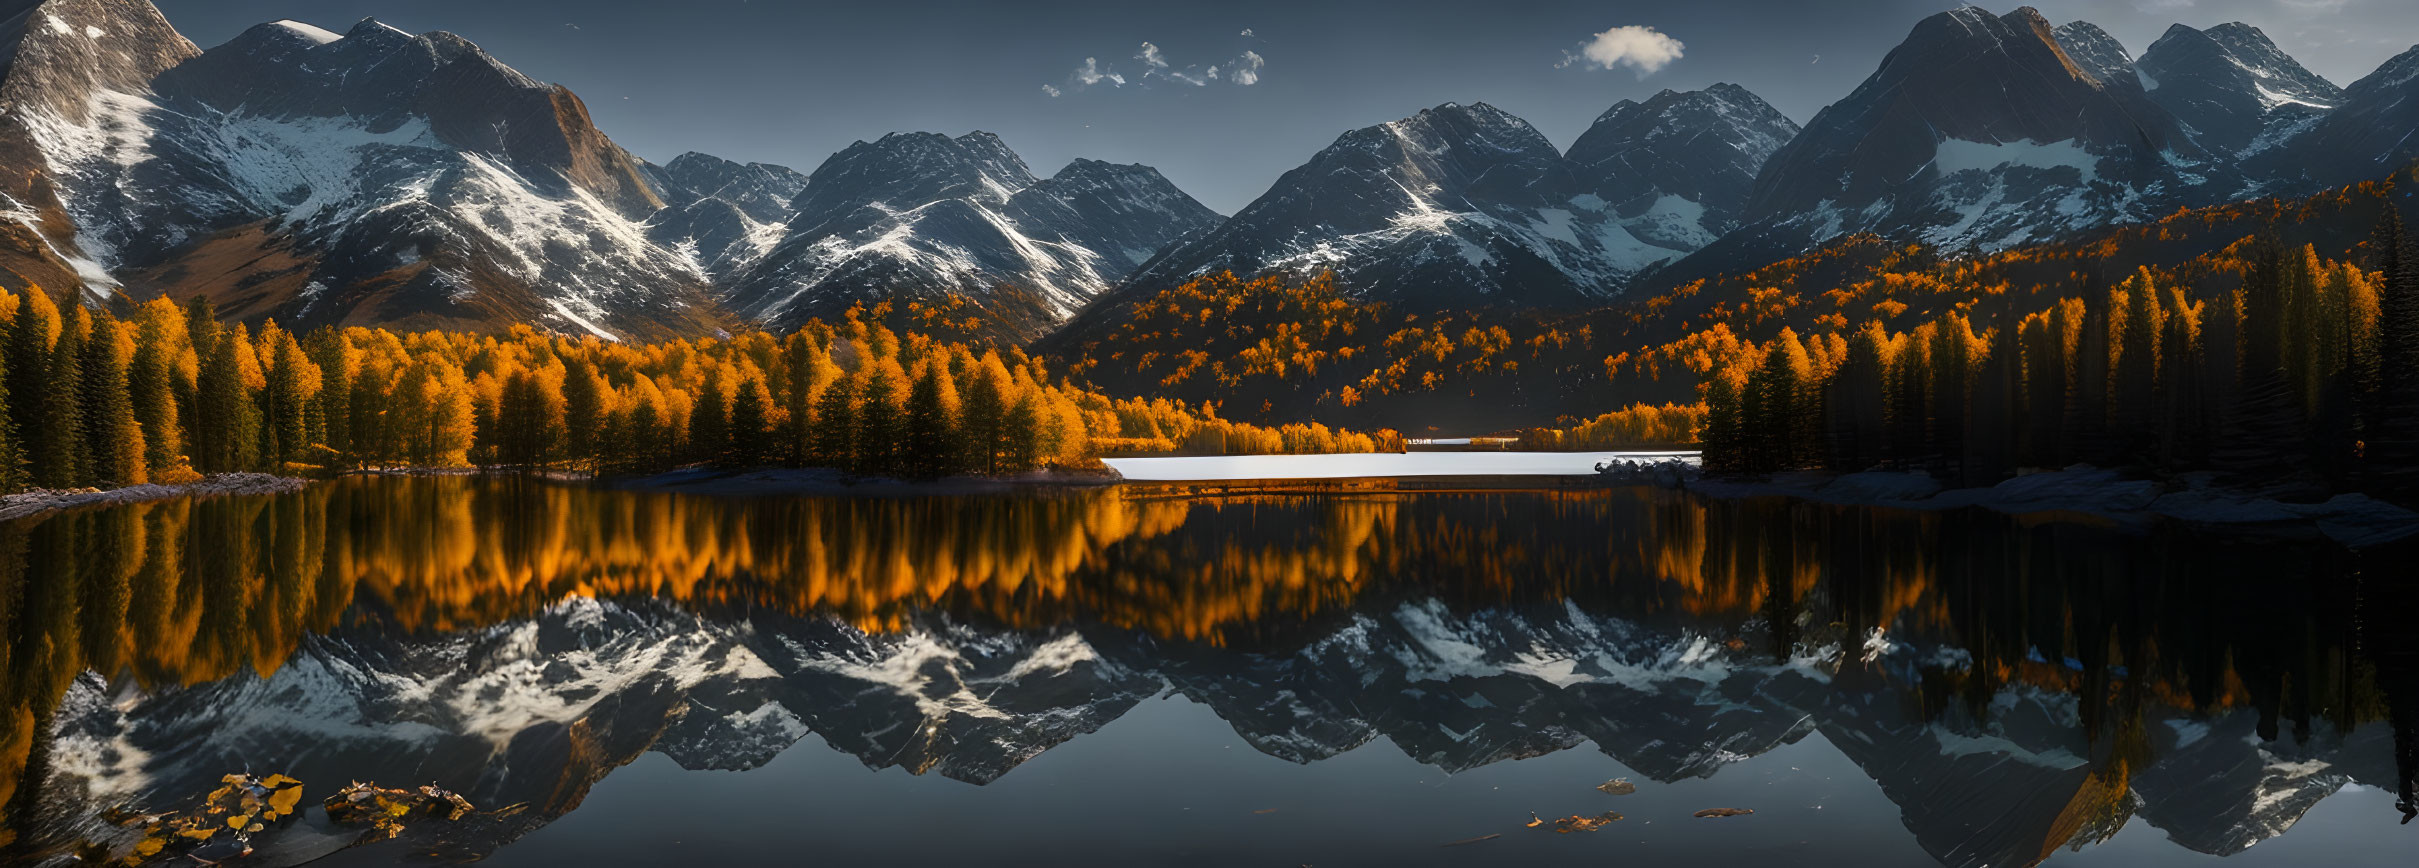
[[269, 19, 341, 44], [1931, 138, 2103, 182]]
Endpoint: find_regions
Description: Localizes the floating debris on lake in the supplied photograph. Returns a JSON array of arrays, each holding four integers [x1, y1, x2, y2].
[[1536, 812, 1624, 833], [1595, 778, 1637, 796], [327, 782, 477, 839], [1694, 808, 1756, 818]]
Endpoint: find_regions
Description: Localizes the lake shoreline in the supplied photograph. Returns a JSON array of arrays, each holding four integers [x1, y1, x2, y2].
[[0, 473, 311, 522], [1686, 465, 2419, 548], [595, 466, 1126, 497]]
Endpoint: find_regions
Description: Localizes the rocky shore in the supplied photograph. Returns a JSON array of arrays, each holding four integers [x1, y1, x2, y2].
[[0, 473, 310, 522]]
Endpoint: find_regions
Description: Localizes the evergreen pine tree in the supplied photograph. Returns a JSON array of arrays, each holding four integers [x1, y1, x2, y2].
[[2216, 236, 2318, 492], [856, 367, 903, 475], [262, 329, 311, 466], [729, 376, 773, 468], [903, 363, 958, 479], [561, 361, 606, 471], [687, 376, 731, 465], [79, 314, 146, 486], [2368, 206, 2419, 497], [1927, 317, 1974, 477], [2069, 283, 2115, 465], [193, 329, 261, 473], [1885, 326, 1932, 467], [0, 312, 22, 493], [1003, 393, 1042, 471], [493, 369, 562, 471], [1964, 329, 2019, 486], [960, 363, 1007, 475], [1823, 324, 1888, 472], [2110, 274, 2166, 463], [2158, 292, 2213, 472], [1699, 365, 1750, 473], [6, 288, 58, 480], [813, 375, 859, 470], [36, 306, 91, 488], [304, 330, 351, 466]]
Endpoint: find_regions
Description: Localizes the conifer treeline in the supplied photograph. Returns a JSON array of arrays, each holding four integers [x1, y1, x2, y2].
[[1699, 229, 2419, 499], [1514, 403, 1705, 451], [0, 294, 1404, 492]]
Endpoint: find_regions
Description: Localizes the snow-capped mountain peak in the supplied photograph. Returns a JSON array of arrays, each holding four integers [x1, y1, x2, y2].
[[718, 131, 1219, 338], [2137, 21, 2341, 156], [1567, 82, 1801, 250], [1105, 95, 1781, 312], [1720, 6, 2198, 260]]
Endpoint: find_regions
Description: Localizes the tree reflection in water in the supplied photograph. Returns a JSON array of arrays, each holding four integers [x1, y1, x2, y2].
[[0, 477, 2410, 866]]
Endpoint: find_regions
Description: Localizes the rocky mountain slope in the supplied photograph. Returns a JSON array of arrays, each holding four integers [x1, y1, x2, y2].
[[2257, 42, 2419, 190], [4, 5, 724, 338], [643, 152, 809, 282], [718, 133, 1221, 337], [5, 1, 2419, 341], [1735, 6, 2201, 258], [1565, 83, 1801, 252], [2136, 22, 2341, 160], [1664, 6, 2416, 287], [1106, 94, 1797, 314], [0, 0, 1218, 342], [0, 0, 199, 300]]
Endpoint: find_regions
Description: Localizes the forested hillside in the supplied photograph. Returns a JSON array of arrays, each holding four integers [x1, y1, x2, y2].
[[1049, 167, 2419, 444], [0, 294, 1399, 494]]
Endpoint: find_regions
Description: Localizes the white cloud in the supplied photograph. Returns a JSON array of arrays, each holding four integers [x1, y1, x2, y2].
[[1229, 50, 1264, 86], [1073, 56, 1124, 88], [1136, 42, 1170, 70], [1240, 28, 1255, 37], [1559, 25, 1685, 78], [1051, 40, 1262, 95]]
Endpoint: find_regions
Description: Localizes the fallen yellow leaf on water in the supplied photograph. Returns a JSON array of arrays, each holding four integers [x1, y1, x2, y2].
[[1540, 812, 1624, 833], [267, 784, 304, 819]]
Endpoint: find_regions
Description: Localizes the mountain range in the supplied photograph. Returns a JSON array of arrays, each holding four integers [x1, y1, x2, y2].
[[2, 1, 2417, 340]]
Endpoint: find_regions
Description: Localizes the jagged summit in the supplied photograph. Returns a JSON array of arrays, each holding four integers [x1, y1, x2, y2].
[[2260, 41, 2419, 187], [718, 130, 1218, 338], [2138, 21, 2341, 156], [2049, 20, 2138, 91], [1098, 95, 1780, 314], [1567, 83, 1800, 250], [1730, 5, 2198, 257], [0, 1, 1214, 341]]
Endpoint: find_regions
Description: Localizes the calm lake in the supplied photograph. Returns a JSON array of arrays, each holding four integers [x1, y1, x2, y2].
[[0, 476, 2413, 867]]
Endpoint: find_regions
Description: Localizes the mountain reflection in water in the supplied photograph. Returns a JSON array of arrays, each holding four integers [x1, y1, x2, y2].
[[0, 477, 2412, 866]]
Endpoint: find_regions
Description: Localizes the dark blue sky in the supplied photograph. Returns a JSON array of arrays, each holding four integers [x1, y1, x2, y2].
[[154, 0, 2419, 214]]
